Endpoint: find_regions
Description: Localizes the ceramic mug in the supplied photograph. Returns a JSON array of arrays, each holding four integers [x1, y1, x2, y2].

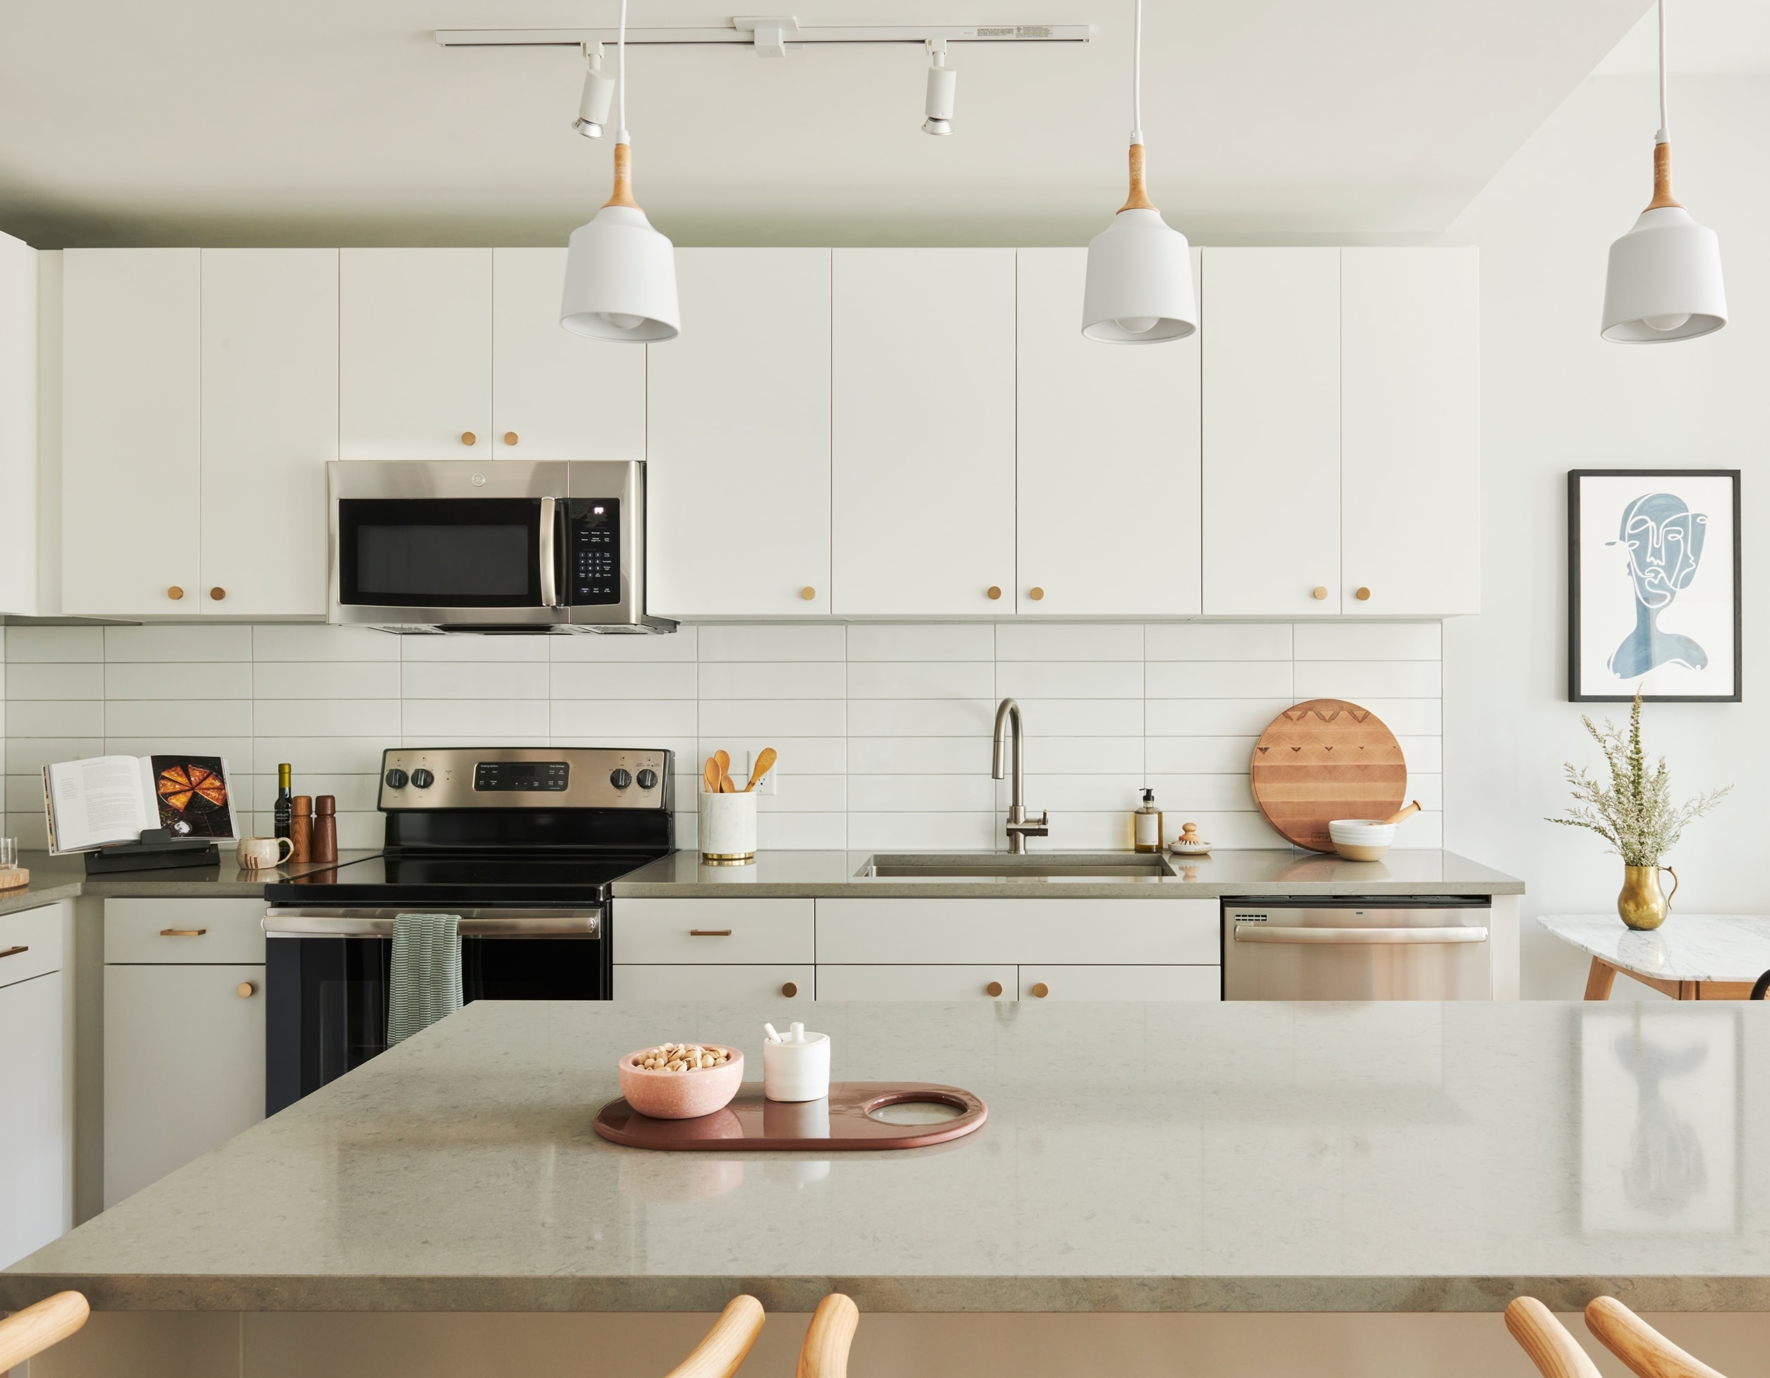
[[237, 836, 295, 870]]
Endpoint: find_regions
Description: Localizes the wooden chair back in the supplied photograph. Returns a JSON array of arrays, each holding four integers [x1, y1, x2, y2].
[[796, 1294, 860, 1378], [664, 1295, 766, 1378], [1750, 968, 1769, 1000], [1505, 1297, 1602, 1378], [0, 1291, 90, 1372], [1585, 1295, 1729, 1378]]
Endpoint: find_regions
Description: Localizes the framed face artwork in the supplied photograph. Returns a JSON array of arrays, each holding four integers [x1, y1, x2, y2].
[[1568, 469, 1741, 702]]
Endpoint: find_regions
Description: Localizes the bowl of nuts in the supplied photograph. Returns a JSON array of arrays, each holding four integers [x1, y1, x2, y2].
[[617, 1042, 744, 1120]]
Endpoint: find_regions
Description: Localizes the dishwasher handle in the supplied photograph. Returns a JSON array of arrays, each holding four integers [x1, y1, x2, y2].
[[1234, 924, 1488, 945]]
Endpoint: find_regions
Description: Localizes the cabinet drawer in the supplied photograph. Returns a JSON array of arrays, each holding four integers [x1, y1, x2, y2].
[[616, 899, 815, 965], [1019, 964, 1221, 1002], [0, 904, 63, 990], [105, 898, 268, 964], [815, 899, 1219, 965], [614, 964, 814, 1003], [815, 964, 1016, 1002]]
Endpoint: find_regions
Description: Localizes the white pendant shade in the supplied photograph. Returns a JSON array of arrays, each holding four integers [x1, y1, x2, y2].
[[561, 201, 679, 342], [1082, 207, 1196, 343], [1601, 204, 1726, 343]]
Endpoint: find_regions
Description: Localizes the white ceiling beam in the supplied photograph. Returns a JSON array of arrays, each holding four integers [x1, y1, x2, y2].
[[434, 22, 1091, 50]]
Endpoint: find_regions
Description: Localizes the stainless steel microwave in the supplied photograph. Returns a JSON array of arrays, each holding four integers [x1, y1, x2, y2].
[[328, 460, 675, 633]]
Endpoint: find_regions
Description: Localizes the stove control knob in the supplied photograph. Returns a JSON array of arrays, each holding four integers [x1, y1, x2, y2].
[[411, 768, 435, 789], [636, 768, 658, 790], [385, 768, 409, 789], [609, 768, 633, 790]]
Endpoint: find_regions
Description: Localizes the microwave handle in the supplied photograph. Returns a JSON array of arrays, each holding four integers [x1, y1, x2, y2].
[[539, 497, 558, 607]]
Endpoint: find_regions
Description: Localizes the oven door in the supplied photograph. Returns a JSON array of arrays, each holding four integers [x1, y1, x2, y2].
[[264, 907, 605, 1114]]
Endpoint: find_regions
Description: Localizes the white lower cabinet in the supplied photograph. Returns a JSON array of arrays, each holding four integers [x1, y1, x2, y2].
[[815, 898, 1219, 965], [1018, 965, 1220, 1002], [0, 904, 68, 1268], [615, 965, 814, 1002], [816, 965, 1016, 1002]]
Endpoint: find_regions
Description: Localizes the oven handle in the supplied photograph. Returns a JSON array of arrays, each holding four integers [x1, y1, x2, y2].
[[539, 496, 559, 608], [1234, 924, 1488, 945], [264, 907, 601, 938]]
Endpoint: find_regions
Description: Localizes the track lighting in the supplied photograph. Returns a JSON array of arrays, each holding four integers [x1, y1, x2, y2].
[[923, 41, 955, 135], [572, 43, 614, 138]]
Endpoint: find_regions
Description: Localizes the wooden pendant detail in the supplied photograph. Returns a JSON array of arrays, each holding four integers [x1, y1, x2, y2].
[[1119, 142, 1156, 213], [604, 141, 640, 210], [1646, 141, 1681, 211]]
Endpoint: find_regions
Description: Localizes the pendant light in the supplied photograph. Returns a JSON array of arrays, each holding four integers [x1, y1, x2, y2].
[[1081, 0, 1195, 343], [1600, 0, 1725, 343], [560, 0, 680, 342]]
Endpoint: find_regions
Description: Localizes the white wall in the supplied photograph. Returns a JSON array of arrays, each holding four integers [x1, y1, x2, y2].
[[1447, 75, 1769, 996]]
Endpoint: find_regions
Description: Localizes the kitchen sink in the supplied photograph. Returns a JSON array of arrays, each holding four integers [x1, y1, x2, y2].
[[858, 853, 1177, 881]]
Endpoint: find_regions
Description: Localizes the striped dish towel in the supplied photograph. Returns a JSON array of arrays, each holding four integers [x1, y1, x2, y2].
[[386, 913, 463, 1048]]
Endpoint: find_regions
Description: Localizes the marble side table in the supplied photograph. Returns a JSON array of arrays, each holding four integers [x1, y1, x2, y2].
[[1538, 913, 1770, 1000]]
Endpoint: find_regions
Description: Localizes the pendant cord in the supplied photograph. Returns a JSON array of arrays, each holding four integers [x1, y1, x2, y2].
[[1656, 0, 1668, 143], [617, 0, 629, 143], [1129, 0, 1143, 144]]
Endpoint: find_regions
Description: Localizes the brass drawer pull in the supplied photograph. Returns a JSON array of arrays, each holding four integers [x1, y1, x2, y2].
[[985, 980, 1003, 997], [159, 928, 208, 937], [236, 981, 257, 998], [781, 982, 799, 997], [1030, 982, 1050, 998], [689, 929, 733, 937], [0, 945, 27, 960]]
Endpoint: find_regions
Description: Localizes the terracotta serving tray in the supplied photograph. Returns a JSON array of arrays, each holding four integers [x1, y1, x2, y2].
[[593, 1081, 987, 1151]]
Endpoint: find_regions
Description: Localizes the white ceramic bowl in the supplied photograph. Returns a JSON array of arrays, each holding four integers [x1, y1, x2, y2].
[[1328, 820, 1396, 861]]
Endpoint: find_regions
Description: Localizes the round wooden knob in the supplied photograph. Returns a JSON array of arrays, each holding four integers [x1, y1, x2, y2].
[[460, 431, 477, 446], [985, 980, 1003, 997], [235, 981, 256, 999], [503, 431, 519, 446], [987, 586, 1002, 600], [1355, 586, 1371, 601], [781, 982, 799, 998], [166, 586, 184, 600], [1030, 982, 1050, 998], [1312, 586, 1329, 600], [1029, 587, 1045, 601], [210, 587, 226, 601], [800, 586, 816, 601]]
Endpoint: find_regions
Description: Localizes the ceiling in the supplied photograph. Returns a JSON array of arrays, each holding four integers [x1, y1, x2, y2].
[[1596, 0, 1770, 73], [0, 0, 1659, 248]]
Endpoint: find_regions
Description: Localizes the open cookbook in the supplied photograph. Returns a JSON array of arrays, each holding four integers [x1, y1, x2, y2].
[[43, 755, 239, 854]]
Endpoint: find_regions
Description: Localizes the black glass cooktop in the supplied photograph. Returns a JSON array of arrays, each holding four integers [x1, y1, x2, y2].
[[264, 850, 665, 907]]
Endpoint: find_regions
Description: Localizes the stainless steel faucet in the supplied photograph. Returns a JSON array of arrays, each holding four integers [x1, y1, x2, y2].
[[992, 697, 1048, 854]]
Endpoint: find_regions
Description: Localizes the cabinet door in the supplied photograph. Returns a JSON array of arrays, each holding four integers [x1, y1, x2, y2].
[[1016, 248, 1202, 616], [62, 248, 202, 616], [1341, 248, 1481, 615], [1018, 964, 1220, 1001], [1201, 248, 1341, 616], [814, 964, 1015, 1001], [104, 964, 265, 1208], [491, 247, 645, 461], [614, 964, 814, 1002], [340, 248, 491, 458], [0, 971, 66, 1267], [831, 249, 1016, 615], [200, 249, 338, 617], [648, 249, 832, 616], [0, 230, 36, 617], [616, 897, 815, 964]]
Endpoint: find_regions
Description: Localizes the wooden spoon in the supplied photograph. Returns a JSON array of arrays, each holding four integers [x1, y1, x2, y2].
[[743, 747, 777, 793], [703, 757, 722, 795], [718, 772, 737, 793], [1383, 800, 1422, 825], [714, 750, 731, 787]]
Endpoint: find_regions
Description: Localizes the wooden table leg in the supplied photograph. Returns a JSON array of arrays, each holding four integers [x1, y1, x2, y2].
[[1584, 958, 1617, 1000]]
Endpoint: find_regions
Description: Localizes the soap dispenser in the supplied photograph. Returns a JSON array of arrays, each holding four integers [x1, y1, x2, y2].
[[1133, 788, 1164, 853]]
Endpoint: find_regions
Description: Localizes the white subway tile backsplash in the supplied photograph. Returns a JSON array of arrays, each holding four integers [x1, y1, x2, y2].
[[401, 698, 550, 737], [695, 737, 848, 776], [550, 662, 698, 700], [995, 661, 1142, 700], [105, 624, 253, 662], [253, 738, 390, 775], [252, 624, 401, 661], [9, 700, 106, 736], [697, 624, 845, 662], [1146, 737, 1259, 774], [994, 622, 1142, 661], [1026, 775, 1146, 812], [1144, 698, 1295, 737], [758, 812, 849, 850], [1144, 661, 1293, 699], [1294, 661, 1442, 700], [251, 772, 381, 812], [848, 812, 998, 851], [846, 661, 996, 700], [550, 700, 699, 737], [846, 736, 990, 775], [846, 699, 993, 738], [1022, 736, 1145, 775], [105, 661, 253, 701], [1145, 773, 1258, 811], [5, 626, 104, 663], [1349, 698, 1442, 736], [1010, 699, 1143, 737], [402, 660, 550, 700], [757, 774, 847, 813], [254, 661, 402, 700], [255, 698, 402, 737], [6, 662, 105, 700], [4, 737, 105, 773], [398, 635, 549, 662], [698, 661, 848, 700], [699, 699, 846, 738], [1396, 736, 1443, 772], [846, 624, 993, 662], [850, 774, 996, 812], [1292, 621, 1441, 662], [1145, 623, 1292, 661]]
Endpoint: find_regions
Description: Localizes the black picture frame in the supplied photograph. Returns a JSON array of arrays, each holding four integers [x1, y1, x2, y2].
[[1568, 468, 1741, 703]]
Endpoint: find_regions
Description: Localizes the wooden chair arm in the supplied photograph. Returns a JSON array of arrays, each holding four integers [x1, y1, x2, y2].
[[663, 1295, 765, 1378], [1585, 1296, 1728, 1378], [1505, 1297, 1602, 1378], [0, 1291, 91, 1372], [796, 1294, 860, 1378]]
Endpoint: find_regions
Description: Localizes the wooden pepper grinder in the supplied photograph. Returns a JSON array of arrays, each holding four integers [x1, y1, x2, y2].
[[311, 795, 338, 865], [290, 795, 313, 863]]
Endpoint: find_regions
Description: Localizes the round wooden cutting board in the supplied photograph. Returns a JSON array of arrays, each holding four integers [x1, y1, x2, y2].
[[1250, 699, 1407, 853]]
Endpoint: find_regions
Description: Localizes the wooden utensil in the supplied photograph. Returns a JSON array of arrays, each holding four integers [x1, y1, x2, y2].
[[1383, 800, 1422, 825], [718, 773, 737, 793], [1249, 699, 1407, 853], [743, 747, 777, 793], [713, 750, 732, 791], [703, 757, 722, 795]]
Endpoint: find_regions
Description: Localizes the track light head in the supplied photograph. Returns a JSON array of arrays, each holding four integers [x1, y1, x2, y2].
[[923, 45, 955, 135], [573, 44, 615, 138]]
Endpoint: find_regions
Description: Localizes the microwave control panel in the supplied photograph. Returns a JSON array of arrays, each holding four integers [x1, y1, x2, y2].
[[564, 498, 620, 605]]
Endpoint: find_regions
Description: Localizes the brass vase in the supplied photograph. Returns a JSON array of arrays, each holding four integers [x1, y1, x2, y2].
[[1618, 864, 1678, 931]]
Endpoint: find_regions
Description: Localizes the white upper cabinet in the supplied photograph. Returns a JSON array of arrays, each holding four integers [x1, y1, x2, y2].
[[0, 231, 37, 617], [831, 249, 1016, 616], [491, 247, 645, 461], [1340, 247, 1480, 615], [200, 249, 339, 617], [340, 248, 491, 458], [62, 248, 203, 617], [1016, 247, 1202, 617], [648, 249, 832, 617], [1200, 248, 1342, 617]]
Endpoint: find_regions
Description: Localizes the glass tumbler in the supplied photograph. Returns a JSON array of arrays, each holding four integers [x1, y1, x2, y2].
[[0, 838, 16, 869]]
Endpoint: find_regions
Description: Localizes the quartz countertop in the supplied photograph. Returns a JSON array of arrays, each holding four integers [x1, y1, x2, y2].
[[7, 997, 1761, 1315], [612, 849, 1525, 899], [1540, 913, 1770, 983], [0, 849, 384, 917]]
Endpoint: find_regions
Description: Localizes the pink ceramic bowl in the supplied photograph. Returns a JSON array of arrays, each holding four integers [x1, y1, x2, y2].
[[617, 1045, 745, 1120]]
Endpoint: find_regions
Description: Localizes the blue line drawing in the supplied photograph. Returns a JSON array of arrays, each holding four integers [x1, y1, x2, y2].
[[1606, 491, 1709, 679]]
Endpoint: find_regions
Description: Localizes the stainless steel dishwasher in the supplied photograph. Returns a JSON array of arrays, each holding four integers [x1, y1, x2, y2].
[[1222, 896, 1493, 1000]]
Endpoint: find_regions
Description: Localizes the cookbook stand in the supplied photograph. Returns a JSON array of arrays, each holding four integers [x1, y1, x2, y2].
[[84, 828, 220, 876]]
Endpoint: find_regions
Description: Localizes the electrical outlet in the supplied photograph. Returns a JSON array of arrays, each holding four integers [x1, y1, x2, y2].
[[746, 750, 777, 796]]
